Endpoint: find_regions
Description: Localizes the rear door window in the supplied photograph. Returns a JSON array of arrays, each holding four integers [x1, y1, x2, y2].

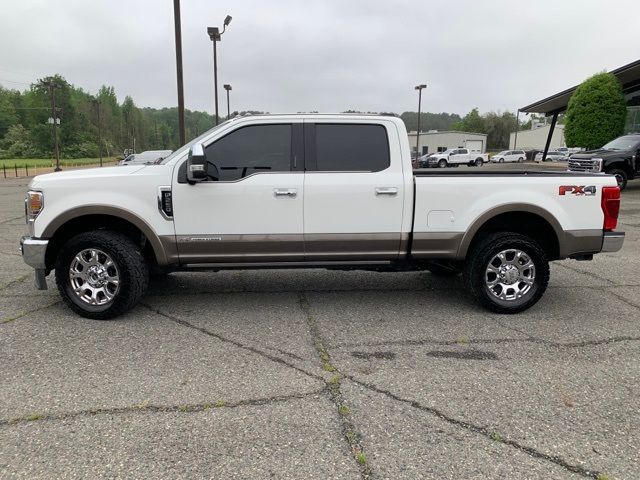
[[312, 124, 390, 172]]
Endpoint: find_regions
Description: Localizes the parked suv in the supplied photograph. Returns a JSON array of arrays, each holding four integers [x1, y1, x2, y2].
[[491, 150, 526, 163], [568, 134, 640, 190]]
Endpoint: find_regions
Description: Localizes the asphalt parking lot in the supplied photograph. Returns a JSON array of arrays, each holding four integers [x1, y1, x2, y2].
[[1, 167, 639, 479]]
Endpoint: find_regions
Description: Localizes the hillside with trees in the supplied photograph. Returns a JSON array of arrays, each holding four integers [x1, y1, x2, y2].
[[0, 74, 526, 158], [0, 75, 217, 159]]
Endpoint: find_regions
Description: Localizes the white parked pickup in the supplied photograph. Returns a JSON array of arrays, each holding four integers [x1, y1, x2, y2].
[[426, 148, 489, 168], [20, 114, 624, 319]]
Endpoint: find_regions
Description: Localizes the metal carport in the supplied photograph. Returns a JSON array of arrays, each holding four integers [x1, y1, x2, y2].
[[518, 58, 640, 160]]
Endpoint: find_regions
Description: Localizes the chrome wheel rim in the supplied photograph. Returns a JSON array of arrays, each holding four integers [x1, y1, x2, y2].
[[485, 249, 535, 301], [69, 249, 120, 306]]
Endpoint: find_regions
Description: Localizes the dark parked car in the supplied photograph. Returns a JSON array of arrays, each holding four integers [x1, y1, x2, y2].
[[568, 134, 640, 190]]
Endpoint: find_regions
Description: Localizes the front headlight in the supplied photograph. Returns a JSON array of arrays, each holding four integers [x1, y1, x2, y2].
[[25, 191, 44, 221]]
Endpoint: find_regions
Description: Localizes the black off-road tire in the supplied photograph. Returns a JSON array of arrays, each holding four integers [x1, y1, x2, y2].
[[55, 231, 149, 320], [475, 158, 483, 167], [463, 232, 549, 314], [607, 169, 627, 191]]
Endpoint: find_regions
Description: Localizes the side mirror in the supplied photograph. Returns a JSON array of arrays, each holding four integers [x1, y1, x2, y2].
[[186, 143, 207, 183]]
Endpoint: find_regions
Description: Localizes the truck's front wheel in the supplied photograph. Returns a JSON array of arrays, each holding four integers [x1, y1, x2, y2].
[[464, 232, 549, 314], [55, 231, 149, 320], [438, 159, 448, 168], [607, 169, 627, 191]]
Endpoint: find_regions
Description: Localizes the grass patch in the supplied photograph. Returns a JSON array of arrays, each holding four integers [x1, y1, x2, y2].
[[489, 431, 504, 442], [0, 157, 118, 168], [456, 336, 470, 344], [338, 405, 351, 415], [178, 405, 189, 412], [214, 400, 227, 408], [356, 451, 366, 465], [25, 413, 42, 421], [322, 362, 336, 372], [328, 374, 341, 385], [596, 474, 612, 480]]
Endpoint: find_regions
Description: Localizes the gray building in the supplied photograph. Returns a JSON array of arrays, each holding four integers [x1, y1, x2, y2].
[[510, 124, 565, 150], [407, 130, 487, 155]]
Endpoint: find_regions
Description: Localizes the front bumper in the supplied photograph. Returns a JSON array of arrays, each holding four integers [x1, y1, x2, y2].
[[19, 236, 48, 290], [602, 231, 625, 253]]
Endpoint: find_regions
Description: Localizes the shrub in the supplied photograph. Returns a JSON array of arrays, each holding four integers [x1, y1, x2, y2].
[[564, 72, 627, 149]]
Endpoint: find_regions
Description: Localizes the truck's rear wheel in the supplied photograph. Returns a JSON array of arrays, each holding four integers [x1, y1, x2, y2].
[[438, 159, 447, 168], [475, 158, 483, 167], [464, 232, 549, 314], [607, 169, 627, 191], [55, 231, 149, 320]]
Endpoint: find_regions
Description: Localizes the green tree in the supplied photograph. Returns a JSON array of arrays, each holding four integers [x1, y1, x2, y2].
[[564, 72, 627, 149], [452, 108, 485, 133]]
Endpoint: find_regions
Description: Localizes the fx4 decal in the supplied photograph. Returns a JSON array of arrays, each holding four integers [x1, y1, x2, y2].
[[559, 185, 596, 196]]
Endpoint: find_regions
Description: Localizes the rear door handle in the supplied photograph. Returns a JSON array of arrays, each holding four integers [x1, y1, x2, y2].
[[375, 187, 398, 196], [274, 188, 297, 197]]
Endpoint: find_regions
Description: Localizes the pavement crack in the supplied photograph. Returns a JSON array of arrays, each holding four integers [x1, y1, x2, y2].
[[0, 388, 327, 427], [344, 374, 602, 479], [556, 262, 617, 286], [297, 292, 372, 479], [0, 215, 24, 225], [602, 287, 640, 310], [1, 300, 61, 324], [0, 273, 30, 291], [334, 335, 640, 349], [140, 302, 323, 382]]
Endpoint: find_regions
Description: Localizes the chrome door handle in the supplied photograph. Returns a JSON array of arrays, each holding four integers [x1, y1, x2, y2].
[[274, 188, 297, 197], [375, 187, 398, 196]]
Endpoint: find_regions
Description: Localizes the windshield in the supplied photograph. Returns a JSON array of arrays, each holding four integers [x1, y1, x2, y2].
[[602, 136, 640, 151], [158, 120, 232, 164], [497, 151, 508, 155]]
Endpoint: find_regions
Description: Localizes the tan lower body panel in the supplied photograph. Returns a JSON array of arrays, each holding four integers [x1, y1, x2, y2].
[[410, 232, 463, 259], [163, 233, 406, 264]]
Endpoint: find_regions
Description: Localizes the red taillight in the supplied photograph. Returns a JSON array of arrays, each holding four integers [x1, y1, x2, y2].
[[601, 186, 620, 231]]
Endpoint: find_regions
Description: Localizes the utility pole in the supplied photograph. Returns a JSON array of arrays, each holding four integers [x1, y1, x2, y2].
[[224, 84, 232, 119], [173, 0, 186, 145], [208, 15, 232, 126], [48, 81, 61, 172], [513, 109, 520, 149], [414, 84, 427, 158], [93, 99, 103, 167]]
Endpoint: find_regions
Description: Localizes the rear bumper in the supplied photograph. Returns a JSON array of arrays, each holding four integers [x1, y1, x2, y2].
[[601, 231, 625, 253], [19, 236, 48, 290]]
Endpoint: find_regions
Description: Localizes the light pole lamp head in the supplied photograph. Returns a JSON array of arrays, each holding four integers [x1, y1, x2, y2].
[[415, 84, 427, 90], [224, 15, 232, 26], [207, 26, 221, 41], [223, 84, 232, 91]]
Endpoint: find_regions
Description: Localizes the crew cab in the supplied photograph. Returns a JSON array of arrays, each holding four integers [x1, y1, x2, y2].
[[20, 114, 624, 319], [427, 148, 488, 168], [568, 133, 640, 190]]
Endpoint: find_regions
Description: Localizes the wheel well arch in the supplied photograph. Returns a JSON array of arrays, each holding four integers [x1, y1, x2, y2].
[[604, 161, 633, 176], [42, 208, 169, 271], [459, 207, 562, 261]]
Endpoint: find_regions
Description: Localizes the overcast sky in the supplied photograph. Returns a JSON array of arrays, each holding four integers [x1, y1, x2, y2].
[[0, 0, 638, 117]]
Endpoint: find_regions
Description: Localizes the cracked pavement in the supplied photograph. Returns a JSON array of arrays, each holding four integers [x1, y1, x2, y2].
[[1, 177, 639, 479]]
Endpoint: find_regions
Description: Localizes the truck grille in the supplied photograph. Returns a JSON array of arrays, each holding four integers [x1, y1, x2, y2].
[[568, 158, 602, 173]]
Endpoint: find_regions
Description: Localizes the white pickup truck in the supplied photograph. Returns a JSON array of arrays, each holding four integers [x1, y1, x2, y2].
[[426, 148, 489, 168], [20, 114, 624, 319]]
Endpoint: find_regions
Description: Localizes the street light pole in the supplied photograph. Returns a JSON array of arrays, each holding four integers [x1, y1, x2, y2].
[[223, 84, 232, 119], [173, 0, 186, 145], [513, 109, 520, 149], [207, 15, 232, 126], [414, 84, 427, 157]]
